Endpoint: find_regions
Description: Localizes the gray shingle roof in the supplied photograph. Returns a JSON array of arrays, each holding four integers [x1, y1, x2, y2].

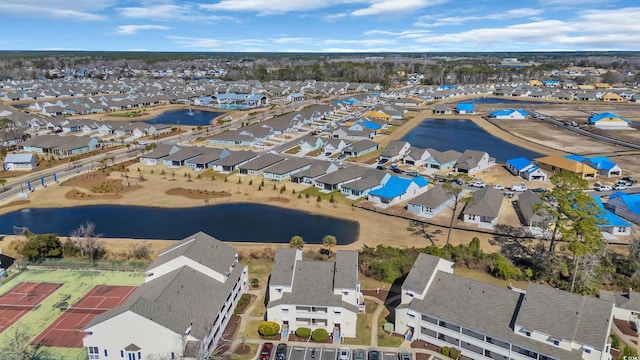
[[599, 289, 640, 312], [263, 157, 313, 175], [408, 184, 454, 208], [271, 248, 300, 287], [239, 153, 286, 171], [343, 139, 378, 153], [334, 251, 358, 290], [148, 231, 238, 277], [315, 166, 369, 186], [464, 187, 503, 218], [402, 253, 442, 294], [213, 150, 257, 166], [516, 282, 613, 348]]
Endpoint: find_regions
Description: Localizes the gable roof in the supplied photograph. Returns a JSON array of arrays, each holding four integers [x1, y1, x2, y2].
[[409, 184, 454, 208], [591, 196, 631, 227], [609, 192, 640, 214], [368, 176, 428, 199], [506, 157, 533, 171], [464, 187, 503, 217]]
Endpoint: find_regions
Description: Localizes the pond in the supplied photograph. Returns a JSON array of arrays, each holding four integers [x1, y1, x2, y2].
[[145, 109, 224, 126], [0, 204, 359, 244], [402, 118, 541, 162]]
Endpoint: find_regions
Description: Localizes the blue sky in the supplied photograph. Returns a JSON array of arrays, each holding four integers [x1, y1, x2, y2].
[[0, 0, 638, 52]]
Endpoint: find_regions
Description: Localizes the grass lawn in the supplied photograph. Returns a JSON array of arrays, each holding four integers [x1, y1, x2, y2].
[[454, 267, 529, 291], [306, 148, 323, 157], [285, 146, 301, 154], [107, 111, 141, 118], [349, 149, 382, 165], [299, 187, 359, 206], [342, 300, 375, 346], [243, 319, 264, 340], [377, 307, 403, 347], [0, 269, 146, 352]]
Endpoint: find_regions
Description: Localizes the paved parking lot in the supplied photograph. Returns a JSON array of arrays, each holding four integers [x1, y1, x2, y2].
[[266, 345, 398, 360]]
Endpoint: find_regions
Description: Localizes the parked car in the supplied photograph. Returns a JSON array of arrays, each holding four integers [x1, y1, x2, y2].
[[406, 171, 420, 177], [339, 348, 351, 360], [595, 183, 612, 191], [275, 343, 287, 360], [613, 183, 627, 190], [260, 343, 274, 360], [325, 152, 332, 157], [378, 158, 388, 165], [338, 154, 346, 160], [510, 183, 527, 192], [451, 178, 463, 185], [369, 350, 380, 360], [354, 349, 366, 360], [621, 176, 637, 184], [493, 184, 505, 190], [376, 165, 386, 171], [468, 181, 485, 188], [532, 187, 547, 193]]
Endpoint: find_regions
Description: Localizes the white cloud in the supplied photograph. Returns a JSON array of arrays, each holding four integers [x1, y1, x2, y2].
[[201, 0, 367, 15], [364, 29, 432, 39], [0, 1, 112, 20], [351, 0, 447, 16], [118, 4, 230, 22], [415, 7, 543, 27], [322, 38, 396, 46], [168, 36, 225, 49], [272, 37, 315, 44], [539, 0, 604, 5], [116, 25, 170, 35]]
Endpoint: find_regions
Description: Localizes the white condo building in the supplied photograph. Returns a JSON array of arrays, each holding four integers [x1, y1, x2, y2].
[[83, 232, 248, 360]]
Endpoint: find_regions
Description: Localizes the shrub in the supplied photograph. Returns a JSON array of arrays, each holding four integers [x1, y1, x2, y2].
[[311, 328, 329, 342], [610, 333, 620, 349], [249, 180, 253, 186], [258, 321, 280, 337], [440, 346, 450, 357], [448, 348, 461, 359], [295, 327, 311, 339], [488, 253, 523, 280], [329, 194, 335, 203]]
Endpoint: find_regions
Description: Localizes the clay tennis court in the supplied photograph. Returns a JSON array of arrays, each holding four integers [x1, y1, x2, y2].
[[32, 285, 137, 348], [0, 282, 62, 334]]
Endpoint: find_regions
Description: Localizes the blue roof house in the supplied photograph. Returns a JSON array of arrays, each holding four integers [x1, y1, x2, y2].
[[456, 103, 475, 114], [592, 196, 631, 236], [489, 109, 528, 119], [506, 157, 547, 181], [584, 156, 622, 177], [368, 176, 429, 206], [588, 112, 632, 129], [607, 192, 640, 226]]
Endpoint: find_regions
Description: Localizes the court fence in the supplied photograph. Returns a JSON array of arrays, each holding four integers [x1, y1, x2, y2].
[[25, 257, 151, 272]]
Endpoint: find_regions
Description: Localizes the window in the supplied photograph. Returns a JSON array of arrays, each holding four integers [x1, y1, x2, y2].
[[88, 347, 100, 360], [171, 353, 175, 360], [342, 290, 349, 295], [104, 349, 108, 357], [407, 311, 416, 318], [120, 350, 124, 358], [138, 352, 141, 360]]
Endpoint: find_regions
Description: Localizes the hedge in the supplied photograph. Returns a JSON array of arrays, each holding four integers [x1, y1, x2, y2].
[[295, 327, 311, 339], [258, 321, 280, 337], [311, 328, 329, 342]]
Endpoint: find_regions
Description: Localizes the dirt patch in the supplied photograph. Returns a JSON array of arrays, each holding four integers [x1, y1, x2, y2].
[[61, 169, 142, 195], [0, 200, 31, 209], [268, 197, 290, 204], [165, 188, 232, 199], [234, 344, 253, 356], [65, 189, 124, 200], [234, 294, 254, 315]]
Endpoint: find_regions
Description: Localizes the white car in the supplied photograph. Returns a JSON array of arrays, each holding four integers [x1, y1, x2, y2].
[[595, 184, 612, 191], [339, 348, 351, 360], [493, 185, 505, 190], [468, 181, 485, 188], [613, 184, 627, 190]]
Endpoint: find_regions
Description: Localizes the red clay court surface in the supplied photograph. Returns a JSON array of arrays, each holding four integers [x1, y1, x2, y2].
[[0, 282, 62, 334], [32, 285, 137, 348]]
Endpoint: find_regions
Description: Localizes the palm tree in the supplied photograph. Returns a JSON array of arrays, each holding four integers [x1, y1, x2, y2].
[[322, 235, 336, 257], [0, 178, 6, 191], [289, 235, 305, 250], [442, 173, 472, 246]]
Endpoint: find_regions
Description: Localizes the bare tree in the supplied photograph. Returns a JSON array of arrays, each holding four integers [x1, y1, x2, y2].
[[0, 323, 52, 360], [70, 221, 105, 265]]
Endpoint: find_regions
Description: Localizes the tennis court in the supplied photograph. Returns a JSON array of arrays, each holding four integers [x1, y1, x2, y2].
[[31, 285, 137, 348], [0, 282, 62, 334]]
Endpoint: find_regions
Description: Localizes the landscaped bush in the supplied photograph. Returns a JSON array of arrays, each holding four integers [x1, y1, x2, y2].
[[448, 348, 461, 359], [440, 346, 450, 357], [258, 321, 280, 337], [488, 253, 523, 280], [311, 328, 328, 342], [295, 327, 311, 339]]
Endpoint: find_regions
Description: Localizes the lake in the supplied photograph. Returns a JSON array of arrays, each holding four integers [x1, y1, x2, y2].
[[0, 204, 358, 244], [402, 119, 541, 162], [145, 109, 224, 126]]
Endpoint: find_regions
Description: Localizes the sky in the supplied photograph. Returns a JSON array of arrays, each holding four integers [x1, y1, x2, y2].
[[0, 0, 638, 53]]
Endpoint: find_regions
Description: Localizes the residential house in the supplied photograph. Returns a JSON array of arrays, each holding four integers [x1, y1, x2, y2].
[[489, 109, 529, 119], [424, 149, 461, 171], [211, 150, 257, 173], [314, 166, 369, 191], [20, 135, 99, 157], [535, 155, 597, 179], [607, 192, 640, 225], [403, 147, 431, 167], [517, 190, 552, 235], [583, 156, 622, 177], [331, 126, 376, 141], [162, 147, 205, 168], [602, 93, 624, 102], [297, 136, 324, 154], [456, 103, 475, 114], [340, 170, 389, 199], [185, 148, 230, 170], [433, 104, 453, 115], [322, 138, 350, 156], [341, 140, 378, 158], [139, 144, 177, 166], [266, 249, 361, 339], [407, 184, 457, 218], [380, 140, 411, 163], [290, 161, 339, 185], [368, 175, 429, 205], [599, 289, 640, 335], [455, 149, 494, 174], [395, 253, 614, 360], [506, 157, 548, 181], [591, 196, 631, 236], [263, 158, 315, 181], [238, 153, 286, 175], [394, 97, 423, 107], [463, 187, 503, 227], [83, 232, 248, 360], [588, 112, 632, 129], [209, 131, 256, 147], [3, 153, 37, 171]]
